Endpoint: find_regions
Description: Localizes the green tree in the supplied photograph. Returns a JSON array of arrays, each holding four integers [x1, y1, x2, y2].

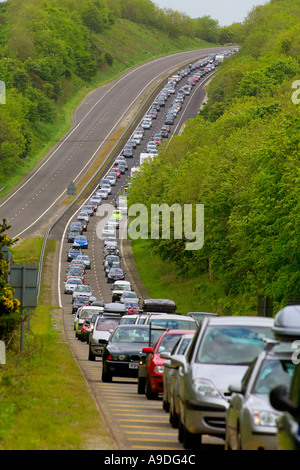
[[0, 220, 22, 341]]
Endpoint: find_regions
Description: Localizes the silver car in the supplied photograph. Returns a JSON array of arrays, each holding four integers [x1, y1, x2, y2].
[[225, 340, 295, 450], [162, 333, 195, 413], [76, 254, 91, 270], [88, 314, 122, 361], [170, 316, 275, 449], [64, 277, 83, 294]]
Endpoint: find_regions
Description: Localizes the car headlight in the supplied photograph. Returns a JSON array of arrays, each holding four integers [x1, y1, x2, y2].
[[253, 411, 278, 427], [153, 365, 164, 374], [192, 379, 222, 398], [109, 354, 127, 361]]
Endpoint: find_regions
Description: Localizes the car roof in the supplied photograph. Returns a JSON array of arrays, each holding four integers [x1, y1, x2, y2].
[[148, 314, 195, 320], [115, 324, 165, 330], [202, 316, 274, 327]]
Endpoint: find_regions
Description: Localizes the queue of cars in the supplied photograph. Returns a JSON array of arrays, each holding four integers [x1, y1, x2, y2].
[[59, 49, 300, 451], [159, 305, 300, 450]]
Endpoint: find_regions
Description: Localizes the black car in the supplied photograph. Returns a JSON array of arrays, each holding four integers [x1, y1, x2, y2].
[[82, 205, 94, 217], [101, 324, 166, 382], [107, 267, 125, 283], [67, 229, 81, 243], [67, 246, 82, 262], [76, 217, 87, 231], [122, 145, 133, 158], [103, 246, 120, 257], [72, 295, 91, 314], [69, 222, 83, 234], [165, 114, 174, 125]]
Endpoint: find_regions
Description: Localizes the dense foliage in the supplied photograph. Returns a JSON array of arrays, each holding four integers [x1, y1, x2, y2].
[[0, 220, 22, 340], [128, 0, 300, 312], [0, 0, 225, 185]]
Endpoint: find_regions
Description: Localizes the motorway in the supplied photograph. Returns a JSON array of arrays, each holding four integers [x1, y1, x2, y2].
[[3, 48, 229, 451], [56, 63, 225, 450], [0, 47, 227, 241]]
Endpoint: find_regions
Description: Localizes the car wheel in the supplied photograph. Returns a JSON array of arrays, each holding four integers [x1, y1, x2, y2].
[[88, 348, 96, 361], [178, 418, 184, 443], [237, 424, 242, 450], [145, 377, 158, 400], [102, 368, 112, 383], [183, 426, 201, 450], [169, 401, 179, 428], [163, 399, 169, 413], [137, 377, 146, 395]]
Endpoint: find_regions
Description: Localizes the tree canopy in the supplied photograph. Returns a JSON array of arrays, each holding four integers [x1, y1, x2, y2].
[[0, 220, 22, 341], [128, 0, 300, 313]]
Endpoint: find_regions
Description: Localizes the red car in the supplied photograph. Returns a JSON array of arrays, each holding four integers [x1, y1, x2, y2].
[[142, 329, 192, 400], [111, 167, 121, 178]]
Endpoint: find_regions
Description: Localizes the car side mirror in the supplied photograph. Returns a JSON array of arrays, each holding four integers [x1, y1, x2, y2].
[[270, 385, 300, 419], [142, 347, 153, 354], [160, 352, 171, 360], [229, 382, 243, 394]]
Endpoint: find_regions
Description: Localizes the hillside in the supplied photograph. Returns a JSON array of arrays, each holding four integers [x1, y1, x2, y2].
[[0, 0, 216, 193], [128, 0, 300, 315]]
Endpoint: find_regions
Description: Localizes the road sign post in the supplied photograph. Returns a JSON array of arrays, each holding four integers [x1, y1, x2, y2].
[[9, 264, 38, 351]]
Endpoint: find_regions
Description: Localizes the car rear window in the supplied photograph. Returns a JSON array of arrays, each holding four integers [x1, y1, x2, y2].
[[149, 318, 197, 330], [196, 326, 275, 365], [96, 318, 120, 331]]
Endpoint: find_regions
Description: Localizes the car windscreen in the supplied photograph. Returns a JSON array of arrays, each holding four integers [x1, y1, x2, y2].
[[75, 286, 91, 292], [253, 359, 295, 394], [111, 327, 164, 344], [95, 318, 120, 331], [157, 334, 183, 354], [149, 318, 197, 330], [196, 326, 275, 365], [114, 284, 131, 291]]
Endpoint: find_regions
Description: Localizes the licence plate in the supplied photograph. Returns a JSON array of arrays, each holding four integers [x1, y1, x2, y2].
[[129, 362, 139, 369]]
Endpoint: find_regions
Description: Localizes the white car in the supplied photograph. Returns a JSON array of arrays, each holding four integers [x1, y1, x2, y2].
[[111, 280, 132, 302], [72, 284, 93, 300], [104, 236, 117, 246], [64, 277, 83, 294], [76, 255, 91, 269], [96, 188, 109, 199], [141, 120, 152, 129], [120, 291, 139, 304], [102, 224, 116, 237], [133, 133, 143, 143], [106, 175, 116, 186], [89, 196, 102, 206], [146, 142, 157, 152], [88, 314, 122, 360], [77, 211, 89, 223], [100, 183, 112, 194]]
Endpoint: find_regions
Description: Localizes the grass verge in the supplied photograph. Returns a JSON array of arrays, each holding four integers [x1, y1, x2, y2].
[[0, 238, 115, 450], [131, 238, 258, 316]]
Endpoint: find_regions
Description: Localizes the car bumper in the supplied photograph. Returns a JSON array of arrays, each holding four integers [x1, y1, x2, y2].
[[242, 429, 277, 450], [105, 360, 140, 378], [183, 397, 229, 436], [149, 373, 163, 393], [90, 341, 108, 356]]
